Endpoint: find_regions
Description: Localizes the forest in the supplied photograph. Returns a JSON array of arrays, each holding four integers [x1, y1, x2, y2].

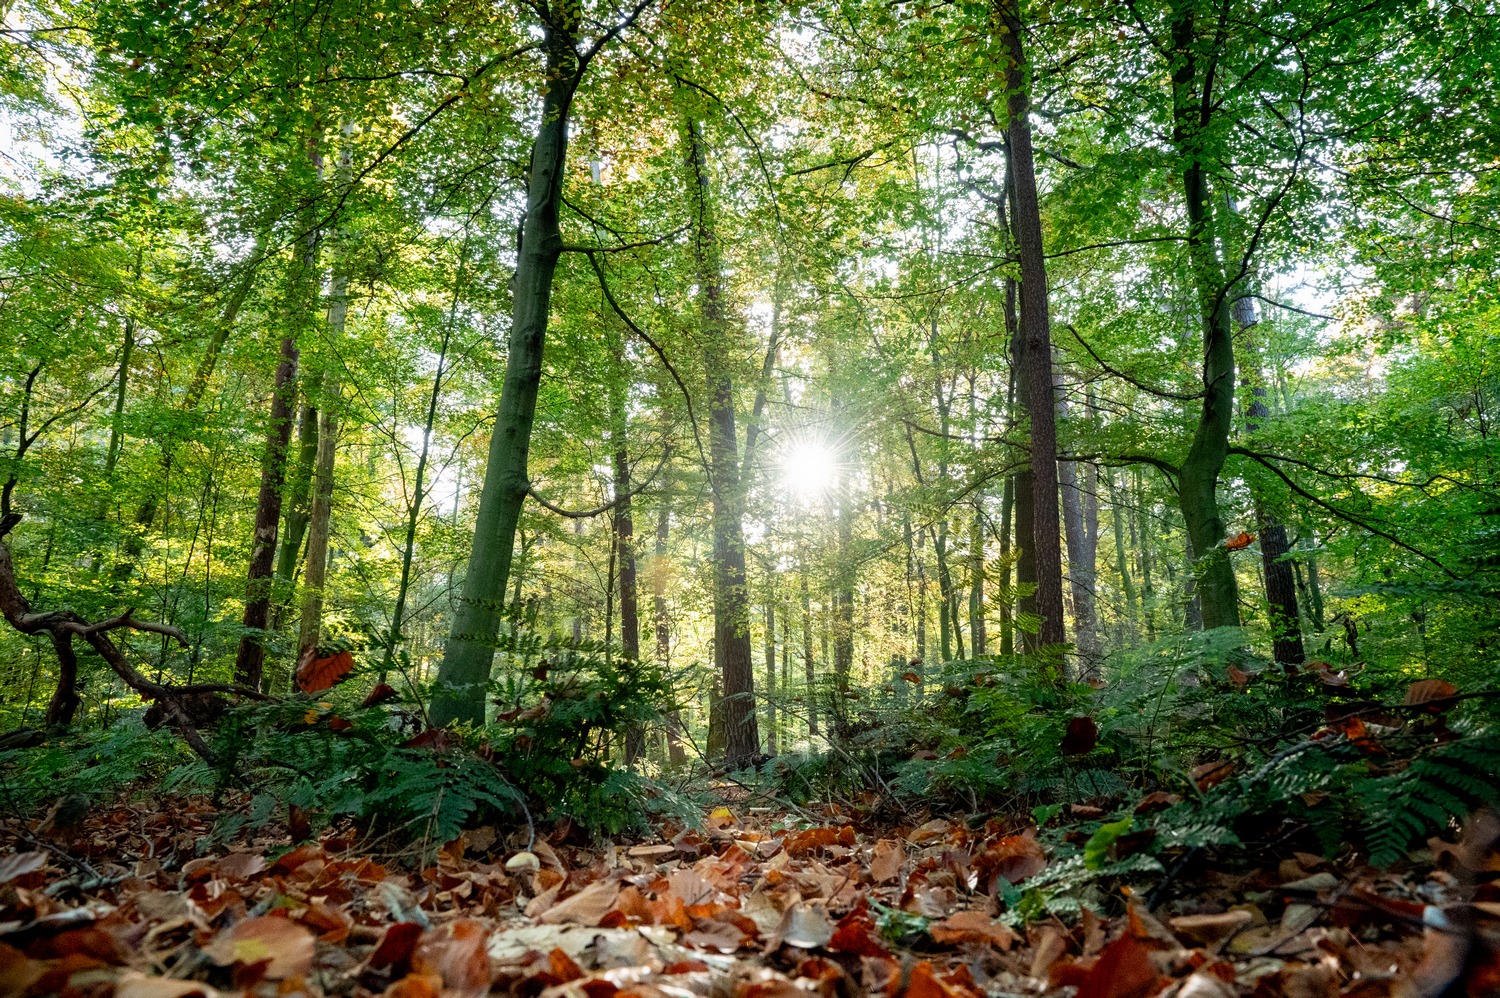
[[1, 0, 1498, 995]]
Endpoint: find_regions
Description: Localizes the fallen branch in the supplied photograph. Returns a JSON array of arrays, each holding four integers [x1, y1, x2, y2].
[[0, 520, 256, 763]]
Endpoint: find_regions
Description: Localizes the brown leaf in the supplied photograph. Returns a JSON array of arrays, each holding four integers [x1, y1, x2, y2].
[[1405, 679, 1459, 708], [205, 915, 315, 980], [773, 902, 835, 949], [900, 671, 923, 684], [1192, 759, 1236, 791], [928, 910, 1016, 950], [1226, 665, 1250, 691], [1168, 910, 1253, 948], [540, 879, 621, 926], [975, 835, 1047, 887], [413, 918, 490, 998], [1134, 792, 1183, 815], [0, 851, 46, 885], [213, 852, 266, 881], [114, 972, 219, 998], [362, 682, 400, 707], [296, 647, 355, 693], [1061, 717, 1098, 755], [1049, 931, 1165, 998], [1224, 531, 1255, 551], [870, 839, 905, 884], [369, 922, 425, 974]]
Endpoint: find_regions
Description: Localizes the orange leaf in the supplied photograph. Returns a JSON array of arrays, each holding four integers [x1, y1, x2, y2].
[[296, 647, 355, 693], [900, 671, 923, 684], [928, 910, 1016, 950], [1192, 759, 1236, 791], [1051, 932, 1165, 998], [1224, 531, 1255, 551], [1226, 665, 1250, 691]]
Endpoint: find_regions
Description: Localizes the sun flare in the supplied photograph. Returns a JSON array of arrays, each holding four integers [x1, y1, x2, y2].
[[781, 440, 838, 502]]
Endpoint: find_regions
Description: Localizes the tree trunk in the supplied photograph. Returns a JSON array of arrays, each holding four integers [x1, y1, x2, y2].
[[655, 507, 687, 766], [801, 567, 818, 737], [999, 2, 1066, 648], [381, 250, 464, 680], [431, 13, 580, 727], [275, 389, 319, 601], [105, 249, 143, 478], [1110, 470, 1138, 633], [1170, 5, 1241, 631], [44, 630, 80, 728], [613, 362, 643, 764], [677, 86, 759, 767], [763, 596, 777, 755], [833, 431, 855, 686], [1057, 387, 1099, 664], [234, 331, 300, 690], [297, 373, 342, 653]]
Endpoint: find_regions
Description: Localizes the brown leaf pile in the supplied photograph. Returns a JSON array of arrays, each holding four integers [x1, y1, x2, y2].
[[2, 798, 1497, 998]]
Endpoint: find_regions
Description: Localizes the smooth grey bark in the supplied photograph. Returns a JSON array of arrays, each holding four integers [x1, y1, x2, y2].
[[997, 10, 1066, 648], [613, 356, 643, 765], [430, 14, 581, 727], [655, 507, 687, 765], [1056, 376, 1099, 664], [763, 595, 777, 755], [105, 248, 143, 478], [297, 288, 346, 652]]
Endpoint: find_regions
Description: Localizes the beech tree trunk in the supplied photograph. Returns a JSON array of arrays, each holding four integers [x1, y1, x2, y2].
[[431, 12, 580, 727], [677, 88, 759, 767], [1000, 0, 1067, 649], [235, 330, 300, 690], [1169, 4, 1241, 631], [655, 508, 687, 765], [613, 363, 643, 765], [800, 567, 819, 738]]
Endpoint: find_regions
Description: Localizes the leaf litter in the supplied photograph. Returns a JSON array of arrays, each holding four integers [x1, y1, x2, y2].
[[1, 796, 1497, 998]]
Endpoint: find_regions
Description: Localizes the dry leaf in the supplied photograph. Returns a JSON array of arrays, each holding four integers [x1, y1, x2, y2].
[[870, 839, 905, 884], [929, 910, 1016, 950], [541, 879, 621, 926], [205, 915, 315, 980]]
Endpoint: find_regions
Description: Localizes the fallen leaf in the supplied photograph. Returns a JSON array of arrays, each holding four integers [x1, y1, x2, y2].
[[1050, 931, 1164, 998], [1225, 532, 1255, 551], [928, 910, 1016, 950], [414, 918, 490, 998], [1405, 679, 1459, 708], [1192, 759, 1236, 791], [0, 851, 46, 885], [540, 879, 621, 926], [773, 902, 835, 949], [870, 839, 905, 884], [114, 972, 220, 998], [1168, 910, 1253, 948], [205, 915, 315, 980], [362, 682, 400, 707]]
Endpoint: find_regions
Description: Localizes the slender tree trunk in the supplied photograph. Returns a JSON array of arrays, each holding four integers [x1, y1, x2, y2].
[[275, 388, 319, 600], [763, 596, 777, 755], [297, 363, 343, 653], [381, 251, 464, 680], [105, 249, 143, 478], [800, 567, 818, 737], [614, 363, 643, 764], [431, 13, 580, 727], [235, 331, 300, 690], [1057, 393, 1099, 663], [678, 87, 758, 766], [999, 5, 1066, 648], [1239, 328, 1304, 665], [1170, 5, 1241, 631], [655, 508, 687, 765], [833, 422, 855, 685], [1111, 470, 1138, 633], [1302, 528, 1326, 630]]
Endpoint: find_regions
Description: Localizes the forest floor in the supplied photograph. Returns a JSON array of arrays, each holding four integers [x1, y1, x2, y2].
[[0, 792, 1494, 998]]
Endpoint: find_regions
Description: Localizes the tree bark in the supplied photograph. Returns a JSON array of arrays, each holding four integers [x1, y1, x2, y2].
[[613, 361, 643, 764], [431, 11, 580, 727], [297, 363, 343, 653], [381, 250, 463, 680], [800, 566, 818, 737], [654, 507, 687, 765], [1110, 470, 1138, 633], [1057, 380, 1099, 664], [763, 595, 777, 755], [999, 2, 1066, 648], [1169, 3, 1241, 631], [44, 630, 80, 728], [234, 330, 300, 690], [677, 86, 759, 767]]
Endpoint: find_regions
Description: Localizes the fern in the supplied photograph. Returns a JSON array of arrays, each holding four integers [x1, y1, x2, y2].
[[1356, 728, 1500, 866]]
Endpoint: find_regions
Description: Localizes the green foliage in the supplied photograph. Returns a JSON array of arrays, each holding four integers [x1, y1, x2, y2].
[[0, 721, 192, 814]]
